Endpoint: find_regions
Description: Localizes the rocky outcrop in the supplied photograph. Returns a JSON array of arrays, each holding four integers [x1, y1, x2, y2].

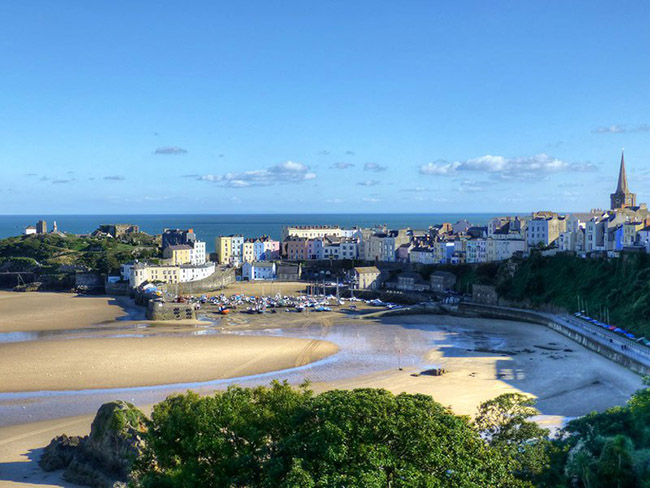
[[40, 434, 82, 471], [40, 401, 147, 488]]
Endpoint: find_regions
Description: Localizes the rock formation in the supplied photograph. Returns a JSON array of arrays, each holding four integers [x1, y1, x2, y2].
[[39, 400, 147, 488]]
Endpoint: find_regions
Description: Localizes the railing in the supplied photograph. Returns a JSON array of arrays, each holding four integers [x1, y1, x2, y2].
[[558, 314, 650, 360]]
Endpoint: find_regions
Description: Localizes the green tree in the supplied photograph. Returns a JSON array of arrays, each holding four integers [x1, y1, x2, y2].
[[474, 393, 552, 482], [134, 385, 533, 488], [593, 435, 636, 488]]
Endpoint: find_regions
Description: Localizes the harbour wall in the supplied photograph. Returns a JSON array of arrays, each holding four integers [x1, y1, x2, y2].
[[459, 302, 650, 376], [159, 267, 236, 296], [146, 300, 196, 320]]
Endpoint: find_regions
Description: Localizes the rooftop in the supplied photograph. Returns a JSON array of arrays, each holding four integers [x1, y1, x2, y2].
[[355, 266, 380, 274]]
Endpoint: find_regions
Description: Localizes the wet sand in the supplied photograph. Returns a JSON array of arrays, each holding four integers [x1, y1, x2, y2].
[[0, 291, 138, 332], [0, 335, 339, 392]]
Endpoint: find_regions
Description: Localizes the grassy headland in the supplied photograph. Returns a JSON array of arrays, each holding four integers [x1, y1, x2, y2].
[[0, 233, 160, 275]]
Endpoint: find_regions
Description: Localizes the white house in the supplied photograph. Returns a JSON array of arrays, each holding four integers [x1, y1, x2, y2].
[[409, 247, 435, 264], [179, 262, 215, 282], [526, 215, 566, 248], [242, 261, 277, 281], [190, 241, 207, 265]]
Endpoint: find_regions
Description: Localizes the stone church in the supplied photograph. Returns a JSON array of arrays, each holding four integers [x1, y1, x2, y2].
[[610, 151, 636, 210]]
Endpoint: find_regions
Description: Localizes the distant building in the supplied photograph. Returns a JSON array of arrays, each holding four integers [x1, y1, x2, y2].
[[410, 247, 435, 264], [365, 230, 409, 262], [610, 151, 636, 210], [242, 261, 277, 281], [526, 213, 566, 247], [97, 224, 140, 238], [452, 220, 471, 235], [125, 261, 215, 288], [242, 240, 255, 263], [385, 272, 429, 292], [281, 225, 342, 240], [277, 263, 302, 281], [430, 271, 457, 293], [162, 228, 196, 249], [162, 244, 193, 265], [216, 235, 242, 265], [282, 236, 309, 261], [24, 225, 37, 235], [190, 241, 207, 265], [36, 220, 47, 234], [354, 266, 381, 290]]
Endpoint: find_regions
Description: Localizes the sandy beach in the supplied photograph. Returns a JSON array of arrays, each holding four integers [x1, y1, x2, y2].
[[0, 335, 339, 392], [0, 290, 645, 487], [0, 291, 137, 332]]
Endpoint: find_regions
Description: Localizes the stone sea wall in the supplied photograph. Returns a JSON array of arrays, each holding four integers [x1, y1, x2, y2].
[[146, 300, 196, 320], [459, 302, 650, 376], [159, 267, 236, 296]]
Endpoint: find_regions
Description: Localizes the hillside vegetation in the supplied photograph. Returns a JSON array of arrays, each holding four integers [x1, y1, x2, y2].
[[0, 233, 159, 274], [429, 252, 650, 337], [498, 253, 650, 337]]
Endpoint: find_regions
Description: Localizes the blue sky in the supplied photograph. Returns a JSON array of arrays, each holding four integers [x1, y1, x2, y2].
[[1, 1, 649, 214]]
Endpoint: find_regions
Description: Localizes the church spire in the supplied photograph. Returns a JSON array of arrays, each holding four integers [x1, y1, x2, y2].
[[610, 149, 636, 210], [616, 149, 628, 193]]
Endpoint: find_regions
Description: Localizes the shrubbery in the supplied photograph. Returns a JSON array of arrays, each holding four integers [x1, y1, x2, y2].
[[132, 383, 549, 488]]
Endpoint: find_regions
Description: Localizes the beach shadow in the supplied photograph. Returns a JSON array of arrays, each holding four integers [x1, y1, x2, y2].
[[0, 447, 78, 487], [70, 293, 146, 322], [379, 315, 643, 418]]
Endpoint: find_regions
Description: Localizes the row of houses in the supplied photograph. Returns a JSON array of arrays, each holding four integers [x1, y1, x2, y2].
[[121, 261, 216, 288], [215, 235, 281, 266], [353, 266, 458, 293], [161, 228, 207, 265], [120, 228, 212, 289]]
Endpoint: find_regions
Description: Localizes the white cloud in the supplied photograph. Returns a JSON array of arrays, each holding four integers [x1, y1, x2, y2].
[[364, 162, 387, 172], [326, 198, 344, 203], [419, 154, 597, 180], [458, 179, 486, 193], [154, 146, 188, 155], [332, 162, 354, 169], [362, 197, 381, 203], [357, 180, 380, 186], [198, 161, 316, 187], [592, 124, 649, 134]]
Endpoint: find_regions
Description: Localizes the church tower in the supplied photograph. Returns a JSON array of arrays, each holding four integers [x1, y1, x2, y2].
[[610, 150, 636, 210]]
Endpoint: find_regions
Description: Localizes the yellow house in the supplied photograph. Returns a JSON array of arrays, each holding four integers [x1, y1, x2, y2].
[[162, 244, 192, 265], [354, 266, 381, 290], [216, 236, 232, 265], [131, 263, 180, 287], [242, 241, 255, 263]]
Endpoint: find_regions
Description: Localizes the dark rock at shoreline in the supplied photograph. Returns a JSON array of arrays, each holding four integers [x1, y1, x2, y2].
[[40, 400, 147, 488], [39, 434, 83, 471]]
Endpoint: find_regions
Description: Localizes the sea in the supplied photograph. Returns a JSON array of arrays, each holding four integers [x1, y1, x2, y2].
[[0, 213, 501, 253]]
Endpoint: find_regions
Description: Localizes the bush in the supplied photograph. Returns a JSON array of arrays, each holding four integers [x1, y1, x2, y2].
[[134, 383, 536, 488]]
